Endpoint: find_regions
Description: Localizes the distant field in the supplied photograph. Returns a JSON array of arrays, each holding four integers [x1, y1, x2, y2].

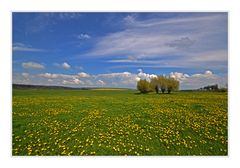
[[12, 89, 228, 156]]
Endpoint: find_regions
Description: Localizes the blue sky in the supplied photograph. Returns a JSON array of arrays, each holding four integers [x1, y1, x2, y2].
[[13, 12, 228, 89]]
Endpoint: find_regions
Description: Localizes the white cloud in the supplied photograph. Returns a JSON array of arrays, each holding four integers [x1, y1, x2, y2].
[[62, 78, 84, 85], [137, 69, 157, 81], [54, 62, 71, 70], [108, 49, 227, 72], [78, 72, 90, 78], [205, 70, 213, 75], [39, 73, 59, 79], [22, 62, 45, 69], [96, 80, 105, 86], [170, 70, 227, 90], [125, 14, 224, 29], [21, 72, 29, 78], [14, 69, 227, 90], [170, 72, 189, 81], [84, 31, 176, 58], [39, 73, 76, 79], [21, 72, 30, 81], [188, 50, 227, 63], [93, 72, 137, 87], [84, 14, 227, 58], [13, 43, 44, 52], [62, 62, 71, 69], [96, 72, 132, 79], [191, 70, 213, 77], [77, 33, 91, 40], [85, 80, 94, 86], [94, 70, 157, 87], [82, 14, 227, 72]]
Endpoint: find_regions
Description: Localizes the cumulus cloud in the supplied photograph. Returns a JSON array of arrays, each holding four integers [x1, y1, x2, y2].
[[62, 78, 84, 85], [22, 62, 45, 69], [85, 80, 94, 86], [54, 62, 71, 70], [96, 80, 105, 86], [62, 62, 71, 69], [170, 70, 227, 90], [137, 69, 157, 81], [14, 69, 227, 90], [39, 73, 76, 79], [92, 72, 136, 88], [39, 73, 59, 79], [93, 70, 158, 87], [170, 72, 190, 81], [78, 72, 90, 78], [205, 70, 213, 75]]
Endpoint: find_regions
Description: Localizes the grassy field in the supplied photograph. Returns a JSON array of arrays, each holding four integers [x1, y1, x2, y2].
[[12, 88, 228, 156]]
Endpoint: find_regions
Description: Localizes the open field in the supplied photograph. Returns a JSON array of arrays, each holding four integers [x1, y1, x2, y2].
[[12, 89, 227, 156]]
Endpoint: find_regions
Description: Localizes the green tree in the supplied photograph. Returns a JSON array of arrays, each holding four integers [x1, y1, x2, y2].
[[166, 77, 179, 94], [137, 79, 151, 93], [158, 76, 167, 93], [150, 77, 159, 94]]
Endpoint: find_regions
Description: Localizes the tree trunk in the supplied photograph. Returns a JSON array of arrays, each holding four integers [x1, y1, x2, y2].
[[155, 86, 159, 94]]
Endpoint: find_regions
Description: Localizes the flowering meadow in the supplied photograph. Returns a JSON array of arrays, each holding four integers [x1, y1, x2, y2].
[[12, 89, 227, 156]]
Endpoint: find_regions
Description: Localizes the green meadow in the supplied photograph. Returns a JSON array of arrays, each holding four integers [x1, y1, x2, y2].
[[12, 88, 227, 156]]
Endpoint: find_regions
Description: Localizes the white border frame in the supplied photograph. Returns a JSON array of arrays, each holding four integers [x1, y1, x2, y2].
[[1, 0, 240, 168]]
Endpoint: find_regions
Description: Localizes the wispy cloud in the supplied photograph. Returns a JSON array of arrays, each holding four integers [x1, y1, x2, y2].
[[16, 13, 82, 34], [22, 62, 45, 69], [165, 37, 195, 49], [54, 13, 82, 20], [13, 43, 45, 52], [123, 14, 225, 29], [82, 13, 227, 71], [13, 13, 228, 90], [107, 49, 227, 71]]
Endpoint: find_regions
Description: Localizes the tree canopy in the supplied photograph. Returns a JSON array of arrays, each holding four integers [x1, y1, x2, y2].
[[137, 79, 152, 93], [137, 75, 179, 94]]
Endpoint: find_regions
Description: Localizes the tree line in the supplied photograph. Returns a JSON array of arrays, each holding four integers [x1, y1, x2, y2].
[[137, 75, 179, 94]]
